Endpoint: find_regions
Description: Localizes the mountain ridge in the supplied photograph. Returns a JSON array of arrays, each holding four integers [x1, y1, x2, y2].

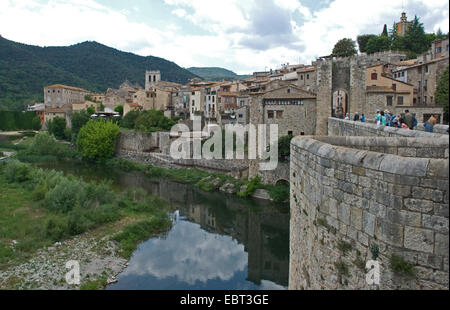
[[187, 67, 251, 81], [0, 37, 198, 110]]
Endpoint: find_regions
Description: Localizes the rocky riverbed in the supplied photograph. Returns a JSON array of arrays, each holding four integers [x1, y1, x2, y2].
[[0, 224, 129, 290]]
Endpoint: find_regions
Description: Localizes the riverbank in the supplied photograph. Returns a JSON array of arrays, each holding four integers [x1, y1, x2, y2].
[[0, 160, 172, 290]]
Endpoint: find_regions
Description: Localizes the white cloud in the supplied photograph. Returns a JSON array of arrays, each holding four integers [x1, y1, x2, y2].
[[0, 0, 448, 75], [171, 8, 186, 17]]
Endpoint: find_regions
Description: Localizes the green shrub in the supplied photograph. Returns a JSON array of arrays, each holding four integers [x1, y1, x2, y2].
[[29, 131, 78, 159], [76, 120, 120, 162], [47, 117, 67, 140], [31, 116, 42, 131], [44, 216, 68, 242], [266, 183, 289, 202], [5, 160, 31, 183], [238, 176, 262, 197], [44, 178, 84, 213], [278, 134, 293, 161], [120, 110, 140, 129]]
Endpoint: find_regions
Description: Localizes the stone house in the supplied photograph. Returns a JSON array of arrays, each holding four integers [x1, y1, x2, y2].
[[171, 86, 191, 119], [249, 84, 317, 138], [123, 102, 143, 116], [190, 87, 204, 120], [294, 66, 317, 92], [44, 104, 72, 128], [365, 63, 415, 117], [44, 84, 90, 108], [72, 100, 100, 113], [392, 52, 449, 107]]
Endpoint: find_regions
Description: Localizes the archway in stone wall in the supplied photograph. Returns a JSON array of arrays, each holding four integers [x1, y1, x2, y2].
[[275, 179, 289, 187], [331, 90, 349, 118]]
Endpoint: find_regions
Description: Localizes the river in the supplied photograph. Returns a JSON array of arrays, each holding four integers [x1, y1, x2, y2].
[[37, 161, 290, 290]]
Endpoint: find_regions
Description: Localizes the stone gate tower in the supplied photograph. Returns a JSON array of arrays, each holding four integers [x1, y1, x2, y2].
[[145, 70, 161, 90]]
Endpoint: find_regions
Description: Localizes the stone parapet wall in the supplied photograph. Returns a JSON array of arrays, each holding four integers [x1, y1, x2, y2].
[[289, 136, 449, 290], [328, 117, 448, 138], [117, 150, 249, 178]]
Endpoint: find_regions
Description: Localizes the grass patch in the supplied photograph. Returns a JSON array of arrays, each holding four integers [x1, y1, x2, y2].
[[112, 216, 171, 259], [337, 240, 352, 255], [80, 276, 107, 290], [0, 160, 172, 271], [390, 254, 416, 277]]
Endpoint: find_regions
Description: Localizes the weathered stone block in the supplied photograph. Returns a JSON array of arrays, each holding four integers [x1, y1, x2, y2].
[[363, 211, 375, 236], [427, 159, 449, 178], [338, 203, 350, 225], [352, 166, 366, 176], [404, 226, 434, 253], [350, 206, 363, 230], [379, 156, 428, 177], [434, 203, 449, 217], [422, 214, 449, 234], [375, 219, 404, 247], [404, 198, 434, 214], [369, 201, 386, 217], [386, 209, 421, 227]]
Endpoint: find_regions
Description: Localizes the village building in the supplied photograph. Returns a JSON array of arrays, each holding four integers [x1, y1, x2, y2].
[[391, 38, 449, 122], [249, 84, 317, 139], [365, 63, 415, 117], [171, 86, 191, 119], [44, 104, 73, 128], [72, 100, 100, 113], [44, 84, 90, 108], [91, 93, 105, 102], [123, 102, 143, 116], [189, 87, 204, 120]]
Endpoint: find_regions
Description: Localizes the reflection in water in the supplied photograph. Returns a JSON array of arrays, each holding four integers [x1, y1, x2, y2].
[[37, 161, 290, 290]]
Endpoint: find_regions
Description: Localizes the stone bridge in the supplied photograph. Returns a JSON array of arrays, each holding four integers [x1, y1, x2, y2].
[[289, 118, 449, 290]]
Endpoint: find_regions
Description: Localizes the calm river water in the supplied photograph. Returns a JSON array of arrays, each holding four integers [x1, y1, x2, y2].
[[37, 161, 290, 290]]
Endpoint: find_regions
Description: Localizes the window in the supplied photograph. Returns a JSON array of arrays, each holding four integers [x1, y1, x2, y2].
[[387, 96, 393, 106], [397, 96, 404, 105], [287, 88, 290, 94], [276, 111, 283, 119], [425, 65, 428, 73], [424, 96, 427, 104], [392, 84, 396, 91], [238, 113, 243, 118], [268, 111, 274, 119], [192, 92, 195, 95], [307, 74, 309, 80], [371, 73, 378, 80], [435, 47, 442, 54], [192, 99, 195, 105], [301, 75, 304, 80], [212, 96, 215, 103], [401, 72, 405, 77]]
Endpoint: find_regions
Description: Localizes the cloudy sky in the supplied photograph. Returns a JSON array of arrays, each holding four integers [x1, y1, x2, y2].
[[0, 0, 448, 74]]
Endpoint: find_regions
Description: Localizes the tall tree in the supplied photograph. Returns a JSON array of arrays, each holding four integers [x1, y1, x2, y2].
[[365, 35, 391, 54], [357, 34, 377, 53], [435, 66, 449, 123], [381, 24, 388, 36], [403, 16, 429, 54], [332, 38, 357, 57]]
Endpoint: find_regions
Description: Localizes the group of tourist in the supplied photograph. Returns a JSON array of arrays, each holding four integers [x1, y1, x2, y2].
[[339, 109, 439, 133]]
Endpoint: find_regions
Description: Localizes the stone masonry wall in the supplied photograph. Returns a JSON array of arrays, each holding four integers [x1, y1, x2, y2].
[[328, 117, 448, 138], [289, 136, 449, 290]]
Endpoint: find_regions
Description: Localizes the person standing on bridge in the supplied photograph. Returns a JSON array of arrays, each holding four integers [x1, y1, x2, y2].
[[404, 110, 413, 129], [353, 112, 360, 121], [360, 114, 366, 122]]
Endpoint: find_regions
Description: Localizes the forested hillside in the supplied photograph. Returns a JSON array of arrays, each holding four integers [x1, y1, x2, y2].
[[0, 37, 198, 110]]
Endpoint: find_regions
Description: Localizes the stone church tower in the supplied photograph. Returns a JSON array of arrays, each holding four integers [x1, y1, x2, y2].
[[145, 70, 161, 90]]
